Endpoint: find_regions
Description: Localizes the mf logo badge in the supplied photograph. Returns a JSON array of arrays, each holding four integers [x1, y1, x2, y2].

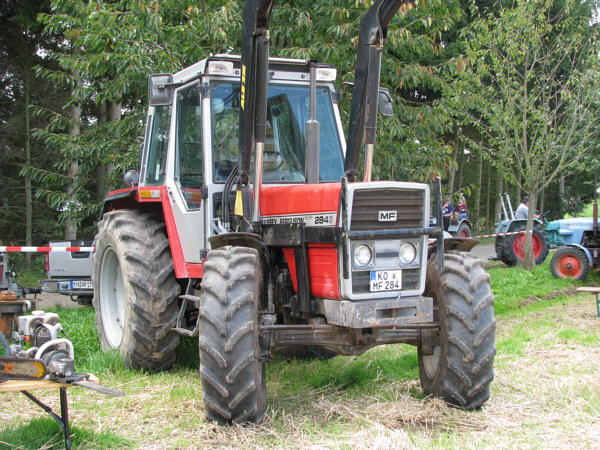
[[378, 210, 397, 222]]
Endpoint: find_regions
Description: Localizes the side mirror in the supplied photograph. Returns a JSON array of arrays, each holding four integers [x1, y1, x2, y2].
[[148, 73, 174, 106], [378, 88, 393, 117], [124, 169, 139, 187]]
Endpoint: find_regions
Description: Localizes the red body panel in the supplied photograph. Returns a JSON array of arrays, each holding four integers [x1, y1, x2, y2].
[[260, 183, 341, 216], [266, 183, 341, 300]]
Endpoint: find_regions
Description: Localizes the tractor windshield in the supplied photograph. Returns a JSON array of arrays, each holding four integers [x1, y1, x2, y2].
[[211, 81, 344, 183]]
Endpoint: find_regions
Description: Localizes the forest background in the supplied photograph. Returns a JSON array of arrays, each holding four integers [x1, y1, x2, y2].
[[1, 0, 599, 269]]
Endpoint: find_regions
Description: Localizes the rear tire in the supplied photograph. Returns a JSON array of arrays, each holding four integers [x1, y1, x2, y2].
[[499, 223, 549, 266], [198, 246, 266, 423], [93, 210, 180, 371], [418, 251, 496, 409], [550, 247, 589, 280]]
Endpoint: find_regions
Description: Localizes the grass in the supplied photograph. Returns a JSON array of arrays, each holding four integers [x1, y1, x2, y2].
[[487, 255, 600, 315], [0, 418, 129, 449], [2, 259, 600, 448]]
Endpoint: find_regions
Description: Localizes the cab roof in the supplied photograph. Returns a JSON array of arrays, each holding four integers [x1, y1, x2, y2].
[[172, 54, 337, 85]]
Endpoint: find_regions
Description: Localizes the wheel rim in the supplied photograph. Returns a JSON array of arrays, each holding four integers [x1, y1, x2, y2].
[[460, 227, 471, 238], [513, 232, 542, 260], [422, 346, 441, 379], [99, 247, 125, 348], [555, 253, 582, 278]]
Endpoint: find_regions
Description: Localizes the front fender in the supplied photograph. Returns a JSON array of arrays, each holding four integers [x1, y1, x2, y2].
[[428, 236, 479, 257], [567, 244, 594, 266]]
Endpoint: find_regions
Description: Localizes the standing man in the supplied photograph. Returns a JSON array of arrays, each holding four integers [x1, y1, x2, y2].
[[442, 198, 454, 230], [515, 196, 530, 219]]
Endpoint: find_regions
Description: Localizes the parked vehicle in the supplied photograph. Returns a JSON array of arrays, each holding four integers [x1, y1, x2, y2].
[[93, 0, 495, 423], [41, 240, 93, 305], [431, 199, 472, 238], [494, 193, 549, 266], [550, 182, 599, 280]]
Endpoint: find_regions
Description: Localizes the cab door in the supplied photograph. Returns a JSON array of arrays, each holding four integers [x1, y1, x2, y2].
[[165, 81, 207, 263]]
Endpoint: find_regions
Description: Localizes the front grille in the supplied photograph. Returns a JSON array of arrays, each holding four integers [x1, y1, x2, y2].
[[350, 188, 424, 230], [351, 269, 420, 294]]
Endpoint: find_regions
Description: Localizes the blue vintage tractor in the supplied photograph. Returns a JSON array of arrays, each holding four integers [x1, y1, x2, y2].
[[494, 193, 549, 266], [549, 188, 600, 280]]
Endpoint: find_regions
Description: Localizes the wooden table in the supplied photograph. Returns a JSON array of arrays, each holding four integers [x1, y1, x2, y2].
[[577, 286, 600, 317], [0, 376, 98, 450]]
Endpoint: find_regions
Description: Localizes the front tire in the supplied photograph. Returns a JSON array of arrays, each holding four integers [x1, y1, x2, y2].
[[418, 251, 496, 409], [93, 210, 180, 370], [198, 246, 266, 423], [550, 247, 589, 280]]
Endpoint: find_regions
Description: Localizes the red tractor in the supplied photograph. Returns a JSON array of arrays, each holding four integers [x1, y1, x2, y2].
[[93, 0, 495, 423]]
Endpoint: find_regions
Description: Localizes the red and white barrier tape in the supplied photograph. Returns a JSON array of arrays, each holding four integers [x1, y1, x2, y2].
[[0, 230, 535, 253], [0, 246, 95, 253], [471, 230, 532, 239]]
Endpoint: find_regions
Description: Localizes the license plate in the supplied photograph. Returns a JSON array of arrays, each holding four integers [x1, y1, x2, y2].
[[369, 270, 402, 292], [71, 280, 93, 289]]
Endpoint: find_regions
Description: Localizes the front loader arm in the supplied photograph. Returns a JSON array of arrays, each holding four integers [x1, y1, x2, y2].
[[239, 0, 274, 187], [344, 0, 416, 181]]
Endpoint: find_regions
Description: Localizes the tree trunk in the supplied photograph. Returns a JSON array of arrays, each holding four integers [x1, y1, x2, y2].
[[495, 172, 504, 223], [64, 101, 80, 240], [514, 175, 521, 207], [65, 47, 81, 241], [96, 101, 108, 203], [523, 187, 537, 271], [456, 139, 465, 191], [485, 160, 491, 232], [559, 176, 565, 216], [472, 151, 483, 232], [448, 130, 458, 193], [24, 68, 32, 269], [104, 100, 120, 193]]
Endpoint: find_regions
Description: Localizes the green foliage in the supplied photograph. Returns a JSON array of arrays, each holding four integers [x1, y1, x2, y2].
[[454, 0, 600, 196], [27, 0, 473, 232]]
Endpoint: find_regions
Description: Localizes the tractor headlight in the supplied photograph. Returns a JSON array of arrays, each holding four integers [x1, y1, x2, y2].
[[353, 244, 373, 267], [398, 243, 417, 264]]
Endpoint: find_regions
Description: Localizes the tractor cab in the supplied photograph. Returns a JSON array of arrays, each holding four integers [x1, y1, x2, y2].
[[139, 56, 346, 263]]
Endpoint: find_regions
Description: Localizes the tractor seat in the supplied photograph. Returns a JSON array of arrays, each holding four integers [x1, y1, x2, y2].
[[263, 125, 282, 171]]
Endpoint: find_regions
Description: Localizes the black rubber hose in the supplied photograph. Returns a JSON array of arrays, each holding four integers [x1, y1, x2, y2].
[[0, 330, 10, 356], [222, 164, 239, 229]]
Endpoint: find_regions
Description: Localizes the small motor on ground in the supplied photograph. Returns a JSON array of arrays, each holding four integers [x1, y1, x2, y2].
[[10, 310, 76, 377]]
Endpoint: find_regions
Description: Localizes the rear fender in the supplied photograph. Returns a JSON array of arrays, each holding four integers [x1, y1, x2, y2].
[[447, 219, 472, 233], [101, 186, 203, 279], [208, 232, 267, 255]]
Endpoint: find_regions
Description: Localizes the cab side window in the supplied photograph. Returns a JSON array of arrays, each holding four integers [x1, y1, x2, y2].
[[175, 83, 203, 210], [144, 105, 171, 186]]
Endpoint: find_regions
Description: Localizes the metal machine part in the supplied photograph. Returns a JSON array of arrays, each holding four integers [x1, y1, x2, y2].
[[5, 311, 76, 378]]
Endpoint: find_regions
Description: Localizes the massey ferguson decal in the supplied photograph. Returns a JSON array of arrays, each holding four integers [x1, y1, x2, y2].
[[378, 210, 397, 222], [261, 212, 337, 227]]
